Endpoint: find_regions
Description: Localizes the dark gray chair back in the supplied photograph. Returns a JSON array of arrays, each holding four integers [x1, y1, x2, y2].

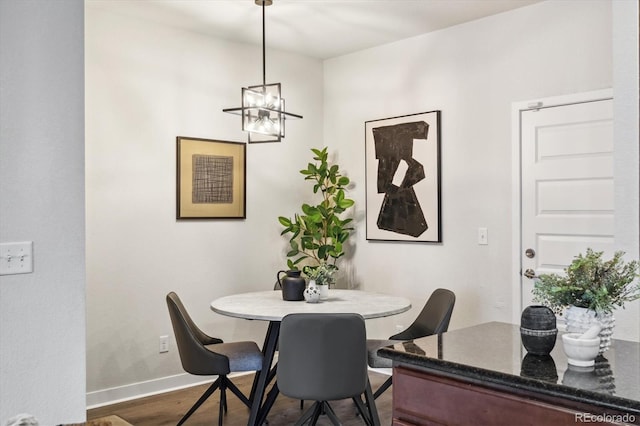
[[278, 313, 368, 401], [389, 288, 456, 340], [167, 291, 229, 375]]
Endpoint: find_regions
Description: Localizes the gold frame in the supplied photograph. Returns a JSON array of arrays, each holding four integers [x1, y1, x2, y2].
[[176, 136, 246, 219]]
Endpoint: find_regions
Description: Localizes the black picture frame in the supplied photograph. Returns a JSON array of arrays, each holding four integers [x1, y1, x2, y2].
[[365, 111, 442, 242]]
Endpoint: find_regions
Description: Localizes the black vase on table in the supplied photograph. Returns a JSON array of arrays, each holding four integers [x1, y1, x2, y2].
[[520, 305, 557, 355], [277, 270, 305, 301]]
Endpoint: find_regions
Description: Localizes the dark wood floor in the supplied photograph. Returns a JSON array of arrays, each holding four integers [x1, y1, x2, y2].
[[88, 371, 392, 426]]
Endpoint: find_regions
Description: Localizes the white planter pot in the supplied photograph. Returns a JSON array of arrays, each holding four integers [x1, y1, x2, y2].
[[303, 284, 320, 303], [564, 305, 615, 354], [317, 284, 329, 300]]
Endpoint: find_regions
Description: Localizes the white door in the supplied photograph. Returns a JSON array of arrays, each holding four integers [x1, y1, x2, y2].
[[519, 94, 614, 312]]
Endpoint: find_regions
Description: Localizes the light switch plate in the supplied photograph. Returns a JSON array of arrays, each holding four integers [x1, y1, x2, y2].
[[0, 242, 34, 275]]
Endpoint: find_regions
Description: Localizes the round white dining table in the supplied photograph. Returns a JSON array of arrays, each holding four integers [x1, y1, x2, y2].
[[211, 289, 412, 321], [210, 289, 411, 426]]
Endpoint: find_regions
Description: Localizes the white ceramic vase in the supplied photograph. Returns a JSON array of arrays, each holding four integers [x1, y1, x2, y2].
[[317, 284, 329, 300], [303, 280, 320, 303], [564, 305, 615, 354]]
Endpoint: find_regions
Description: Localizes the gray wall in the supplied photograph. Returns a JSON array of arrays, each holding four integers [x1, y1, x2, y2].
[[0, 1, 86, 424]]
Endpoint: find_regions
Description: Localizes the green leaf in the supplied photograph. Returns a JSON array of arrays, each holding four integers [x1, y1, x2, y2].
[[292, 256, 307, 265], [278, 216, 292, 227], [338, 176, 350, 186], [338, 232, 350, 243], [334, 241, 343, 254], [301, 204, 314, 215], [338, 199, 354, 208]]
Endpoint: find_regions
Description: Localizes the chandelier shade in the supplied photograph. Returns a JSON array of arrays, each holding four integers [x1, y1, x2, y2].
[[223, 0, 302, 143]]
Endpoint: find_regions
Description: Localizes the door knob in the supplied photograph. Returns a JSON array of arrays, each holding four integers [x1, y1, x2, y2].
[[523, 268, 538, 279], [525, 248, 535, 259]]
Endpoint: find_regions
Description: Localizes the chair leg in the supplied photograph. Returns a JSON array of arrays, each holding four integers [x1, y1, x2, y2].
[[364, 379, 381, 426], [296, 402, 320, 426], [323, 402, 341, 426], [352, 396, 372, 426], [176, 378, 221, 426], [225, 376, 251, 408], [308, 403, 323, 426], [219, 378, 227, 426], [373, 376, 392, 400]]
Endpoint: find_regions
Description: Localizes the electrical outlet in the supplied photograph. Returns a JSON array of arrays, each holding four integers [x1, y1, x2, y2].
[[159, 335, 169, 353], [478, 227, 488, 245]]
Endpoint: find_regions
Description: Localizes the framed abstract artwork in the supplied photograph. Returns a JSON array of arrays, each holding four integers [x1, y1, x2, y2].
[[365, 111, 441, 242], [176, 136, 246, 219]]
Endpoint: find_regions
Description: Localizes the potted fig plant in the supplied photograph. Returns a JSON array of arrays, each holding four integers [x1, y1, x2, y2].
[[278, 147, 354, 291], [532, 248, 640, 353]]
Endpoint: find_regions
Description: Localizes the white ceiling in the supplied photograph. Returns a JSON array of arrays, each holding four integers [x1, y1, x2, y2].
[[87, 0, 542, 59]]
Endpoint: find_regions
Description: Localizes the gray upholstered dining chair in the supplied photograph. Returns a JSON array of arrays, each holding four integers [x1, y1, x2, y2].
[[277, 313, 378, 426], [367, 288, 456, 399], [166, 292, 264, 426]]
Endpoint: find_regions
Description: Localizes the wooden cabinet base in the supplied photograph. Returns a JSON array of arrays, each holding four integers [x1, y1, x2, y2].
[[392, 366, 633, 426]]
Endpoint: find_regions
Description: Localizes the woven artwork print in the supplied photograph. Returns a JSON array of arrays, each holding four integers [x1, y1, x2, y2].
[[192, 154, 233, 204]]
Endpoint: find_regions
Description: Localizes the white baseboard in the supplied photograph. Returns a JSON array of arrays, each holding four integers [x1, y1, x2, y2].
[[86, 371, 252, 409], [367, 366, 392, 376]]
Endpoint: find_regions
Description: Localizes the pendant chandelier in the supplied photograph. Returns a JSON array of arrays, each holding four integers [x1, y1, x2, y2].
[[223, 0, 302, 143]]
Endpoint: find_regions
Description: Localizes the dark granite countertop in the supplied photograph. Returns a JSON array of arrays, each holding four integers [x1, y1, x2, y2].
[[379, 321, 640, 416]]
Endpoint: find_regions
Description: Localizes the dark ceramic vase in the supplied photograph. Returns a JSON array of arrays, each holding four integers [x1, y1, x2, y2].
[[277, 270, 305, 301], [521, 305, 556, 330], [520, 305, 557, 355]]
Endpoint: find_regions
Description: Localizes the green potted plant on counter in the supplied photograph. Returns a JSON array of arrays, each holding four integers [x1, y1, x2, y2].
[[532, 248, 640, 353], [278, 147, 354, 289]]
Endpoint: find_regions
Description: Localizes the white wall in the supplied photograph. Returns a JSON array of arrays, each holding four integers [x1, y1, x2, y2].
[[0, 0, 86, 424], [85, 5, 323, 400], [323, 0, 637, 339]]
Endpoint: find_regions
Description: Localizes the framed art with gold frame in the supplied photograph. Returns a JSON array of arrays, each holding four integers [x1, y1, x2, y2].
[[176, 136, 246, 219]]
